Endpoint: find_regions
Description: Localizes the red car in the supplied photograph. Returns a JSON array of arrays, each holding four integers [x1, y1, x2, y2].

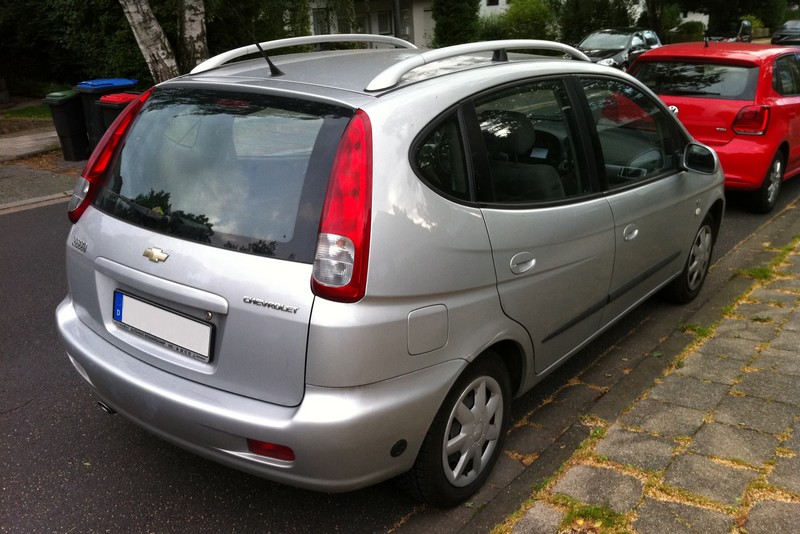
[[631, 42, 800, 212]]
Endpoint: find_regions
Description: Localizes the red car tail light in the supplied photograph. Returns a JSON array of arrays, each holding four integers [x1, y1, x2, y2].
[[67, 88, 153, 223], [311, 110, 373, 303], [732, 105, 769, 135]]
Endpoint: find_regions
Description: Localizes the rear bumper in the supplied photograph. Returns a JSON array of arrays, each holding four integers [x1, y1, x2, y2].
[[708, 138, 774, 191], [56, 297, 464, 492]]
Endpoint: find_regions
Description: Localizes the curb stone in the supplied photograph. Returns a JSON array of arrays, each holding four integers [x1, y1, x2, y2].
[[503, 237, 800, 533]]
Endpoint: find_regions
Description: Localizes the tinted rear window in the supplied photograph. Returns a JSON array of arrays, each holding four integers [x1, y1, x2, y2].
[[94, 88, 352, 263], [634, 61, 758, 100]]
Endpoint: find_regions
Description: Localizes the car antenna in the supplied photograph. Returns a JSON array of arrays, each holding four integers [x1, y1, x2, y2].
[[254, 40, 285, 77]]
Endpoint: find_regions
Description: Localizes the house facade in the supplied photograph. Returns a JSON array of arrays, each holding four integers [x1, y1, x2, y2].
[[311, 0, 514, 48]]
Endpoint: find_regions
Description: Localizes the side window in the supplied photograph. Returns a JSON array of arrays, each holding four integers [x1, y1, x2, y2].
[[413, 114, 470, 201], [582, 77, 682, 188], [474, 79, 585, 204], [644, 31, 659, 47], [631, 34, 645, 49], [773, 55, 800, 95]]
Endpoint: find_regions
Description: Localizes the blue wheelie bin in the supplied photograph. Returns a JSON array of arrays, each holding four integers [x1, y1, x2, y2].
[[74, 78, 137, 150]]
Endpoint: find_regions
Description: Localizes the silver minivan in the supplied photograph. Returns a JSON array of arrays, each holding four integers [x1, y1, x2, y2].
[[56, 35, 725, 507]]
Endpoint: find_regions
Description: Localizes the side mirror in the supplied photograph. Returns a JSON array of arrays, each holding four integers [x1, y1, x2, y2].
[[738, 20, 753, 41], [683, 143, 718, 174]]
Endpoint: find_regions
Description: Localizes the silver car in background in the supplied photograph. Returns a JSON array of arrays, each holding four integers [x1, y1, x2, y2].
[[56, 35, 725, 508]]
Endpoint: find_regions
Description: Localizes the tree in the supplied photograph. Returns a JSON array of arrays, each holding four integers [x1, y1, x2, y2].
[[118, 0, 182, 83], [179, 0, 209, 73], [432, 0, 481, 47]]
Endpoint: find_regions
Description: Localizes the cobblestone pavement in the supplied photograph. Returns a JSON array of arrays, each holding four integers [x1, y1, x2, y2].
[[506, 245, 800, 533]]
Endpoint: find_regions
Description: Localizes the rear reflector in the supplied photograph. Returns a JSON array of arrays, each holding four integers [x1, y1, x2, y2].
[[246, 439, 296, 461]]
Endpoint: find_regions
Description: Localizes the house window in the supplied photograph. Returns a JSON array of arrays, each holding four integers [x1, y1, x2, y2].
[[313, 8, 330, 35], [355, 12, 370, 34], [337, 15, 351, 33], [487, 0, 499, 5], [378, 11, 393, 35]]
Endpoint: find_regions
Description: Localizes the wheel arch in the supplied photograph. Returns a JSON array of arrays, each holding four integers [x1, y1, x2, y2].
[[477, 339, 527, 397]]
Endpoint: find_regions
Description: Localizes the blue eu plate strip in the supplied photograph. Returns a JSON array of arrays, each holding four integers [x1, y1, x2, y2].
[[113, 291, 124, 322]]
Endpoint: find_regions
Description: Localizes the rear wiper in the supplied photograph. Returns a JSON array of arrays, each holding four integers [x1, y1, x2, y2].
[[107, 191, 170, 224]]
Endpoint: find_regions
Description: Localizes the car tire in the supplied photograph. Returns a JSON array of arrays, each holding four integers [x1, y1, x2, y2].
[[750, 152, 784, 213], [662, 214, 716, 304], [400, 353, 511, 508]]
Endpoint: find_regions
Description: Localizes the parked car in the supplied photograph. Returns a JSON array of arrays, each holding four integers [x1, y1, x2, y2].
[[707, 19, 753, 42], [576, 27, 661, 70], [772, 19, 800, 44], [631, 42, 800, 213], [56, 34, 724, 508]]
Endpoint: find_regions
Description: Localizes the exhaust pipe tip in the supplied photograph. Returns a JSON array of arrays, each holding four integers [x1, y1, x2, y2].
[[97, 401, 117, 415]]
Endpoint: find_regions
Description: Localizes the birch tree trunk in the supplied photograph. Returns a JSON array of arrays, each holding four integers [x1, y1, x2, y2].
[[118, 0, 180, 83], [179, 0, 209, 72]]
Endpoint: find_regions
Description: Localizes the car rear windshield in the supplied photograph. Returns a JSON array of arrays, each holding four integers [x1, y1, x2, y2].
[[94, 87, 352, 263], [634, 61, 758, 100]]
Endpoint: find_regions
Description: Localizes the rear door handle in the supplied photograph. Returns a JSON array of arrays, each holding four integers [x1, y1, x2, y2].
[[510, 252, 536, 274], [623, 224, 639, 242]]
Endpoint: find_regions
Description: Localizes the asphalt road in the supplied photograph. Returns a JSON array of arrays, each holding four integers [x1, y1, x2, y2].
[[1, 179, 799, 533]]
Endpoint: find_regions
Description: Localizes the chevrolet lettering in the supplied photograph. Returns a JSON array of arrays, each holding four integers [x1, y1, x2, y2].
[[243, 296, 299, 314]]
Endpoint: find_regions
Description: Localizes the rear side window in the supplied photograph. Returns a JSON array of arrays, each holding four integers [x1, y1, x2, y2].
[[94, 88, 351, 263], [413, 114, 470, 201], [635, 61, 758, 100], [773, 54, 800, 95]]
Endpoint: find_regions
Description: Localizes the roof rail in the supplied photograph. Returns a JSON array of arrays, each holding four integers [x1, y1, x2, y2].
[[365, 40, 591, 92], [191, 34, 417, 74]]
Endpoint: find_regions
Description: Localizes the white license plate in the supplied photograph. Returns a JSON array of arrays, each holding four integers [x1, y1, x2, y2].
[[112, 291, 213, 363]]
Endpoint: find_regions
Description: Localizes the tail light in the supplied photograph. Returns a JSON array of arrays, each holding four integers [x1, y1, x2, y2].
[[311, 110, 373, 303], [732, 105, 769, 135], [67, 88, 153, 223]]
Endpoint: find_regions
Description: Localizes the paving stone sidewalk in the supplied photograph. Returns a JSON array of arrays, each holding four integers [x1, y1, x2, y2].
[[508, 245, 800, 533]]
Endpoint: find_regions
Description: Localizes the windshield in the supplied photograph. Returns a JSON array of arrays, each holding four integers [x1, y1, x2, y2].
[[784, 20, 800, 30], [94, 87, 352, 262], [634, 61, 758, 100], [579, 32, 629, 50]]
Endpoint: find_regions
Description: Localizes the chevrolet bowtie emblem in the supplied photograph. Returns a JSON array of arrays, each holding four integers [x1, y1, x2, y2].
[[143, 247, 170, 263]]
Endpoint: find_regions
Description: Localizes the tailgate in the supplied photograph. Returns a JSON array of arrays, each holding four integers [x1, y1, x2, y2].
[[67, 209, 314, 406], [660, 95, 747, 147], [62, 87, 353, 407]]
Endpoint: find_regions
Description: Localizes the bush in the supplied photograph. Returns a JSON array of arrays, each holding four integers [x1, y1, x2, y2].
[[478, 14, 509, 41], [432, 0, 481, 47], [502, 0, 558, 40]]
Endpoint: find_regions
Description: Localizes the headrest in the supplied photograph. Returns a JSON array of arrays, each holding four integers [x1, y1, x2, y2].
[[479, 110, 536, 156]]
